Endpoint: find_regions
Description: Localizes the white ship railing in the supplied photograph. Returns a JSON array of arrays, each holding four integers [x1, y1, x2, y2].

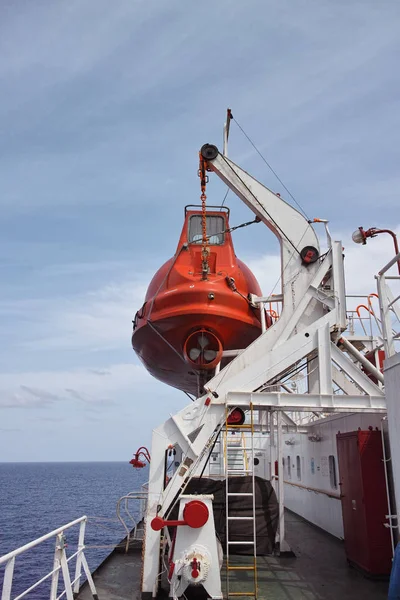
[[0, 516, 97, 600], [116, 483, 149, 553], [376, 251, 400, 357]]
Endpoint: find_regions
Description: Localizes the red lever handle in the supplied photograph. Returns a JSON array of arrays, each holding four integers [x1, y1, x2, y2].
[[151, 517, 185, 531], [191, 558, 199, 579], [151, 500, 209, 531]]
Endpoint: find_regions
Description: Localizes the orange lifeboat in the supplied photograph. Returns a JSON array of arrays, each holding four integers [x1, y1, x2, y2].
[[131, 206, 268, 396]]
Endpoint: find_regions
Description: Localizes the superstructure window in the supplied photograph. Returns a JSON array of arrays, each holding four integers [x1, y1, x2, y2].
[[296, 455, 301, 481], [329, 455, 337, 489], [287, 456, 291, 479], [189, 215, 225, 245]]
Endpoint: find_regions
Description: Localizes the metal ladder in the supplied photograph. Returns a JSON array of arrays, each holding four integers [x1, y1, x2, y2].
[[224, 403, 257, 598]]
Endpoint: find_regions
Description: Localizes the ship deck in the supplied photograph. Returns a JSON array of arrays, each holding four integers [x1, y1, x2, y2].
[[77, 510, 389, 600]]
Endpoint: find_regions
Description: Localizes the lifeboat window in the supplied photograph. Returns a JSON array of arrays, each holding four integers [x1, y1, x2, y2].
[[189, 215, 225, 245]]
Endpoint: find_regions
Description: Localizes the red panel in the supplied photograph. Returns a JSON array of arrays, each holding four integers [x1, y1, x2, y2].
[[337, 430, 392, 576]]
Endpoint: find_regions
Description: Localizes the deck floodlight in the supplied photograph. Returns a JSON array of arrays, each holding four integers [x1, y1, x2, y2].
[[352, 226, 400, 274], [352, 227, 368, 244]]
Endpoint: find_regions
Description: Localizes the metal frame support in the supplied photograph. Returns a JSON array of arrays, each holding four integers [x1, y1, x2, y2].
[[73, 519, 86, 596], [141, 143, 387, 597], [276, 412, 291, 554]]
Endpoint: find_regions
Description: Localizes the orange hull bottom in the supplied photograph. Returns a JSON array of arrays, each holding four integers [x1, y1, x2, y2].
[[132, 312, 261, 396]]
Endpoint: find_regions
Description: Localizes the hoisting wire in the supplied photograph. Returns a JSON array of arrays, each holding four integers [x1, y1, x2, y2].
[[223, 216, 261, 235], [144, 244, 189, 366], [231, 114, 311, 222], [198, 216, 261, 245], [219, 153, 301, 257], [220, 187, 229, 209]]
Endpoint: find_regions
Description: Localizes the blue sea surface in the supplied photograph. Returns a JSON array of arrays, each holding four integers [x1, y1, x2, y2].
[[0, 462, 148, 598]]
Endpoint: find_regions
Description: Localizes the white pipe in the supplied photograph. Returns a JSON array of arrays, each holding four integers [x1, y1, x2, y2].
[[277, 411, 285, 550], [381, 417, 396, 556], [340, 336, 384, 383], [260, 302, 266, 333], [378, 251, 400, 276]]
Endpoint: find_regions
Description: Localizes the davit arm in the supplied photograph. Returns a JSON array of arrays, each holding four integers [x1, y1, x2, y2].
[[200, 144, 320, 309]]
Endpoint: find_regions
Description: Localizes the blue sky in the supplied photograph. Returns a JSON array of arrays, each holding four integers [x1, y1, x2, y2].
[[0, 1, 399, 461]]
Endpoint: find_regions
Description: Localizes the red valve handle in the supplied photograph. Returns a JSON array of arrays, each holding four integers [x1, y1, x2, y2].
[[191, 558, 199, 579], [151, 517, 185, 531], [151, 500, 209, 531]]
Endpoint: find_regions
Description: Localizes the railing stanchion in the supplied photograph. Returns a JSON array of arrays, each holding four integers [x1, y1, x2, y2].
[[1, 556, 15, 600], [73, 518, 86, 597], [50, 537, 61, 600]]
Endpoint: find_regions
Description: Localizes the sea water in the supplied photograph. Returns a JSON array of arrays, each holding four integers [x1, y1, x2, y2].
[[0, 462, 148, 598]]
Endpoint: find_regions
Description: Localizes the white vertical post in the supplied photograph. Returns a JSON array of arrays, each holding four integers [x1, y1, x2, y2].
[[259, 302, 266, 334], [222, 109, 231, 157], [73, 518, 86, 595], [269, 411, 275, 484], [250, 403, 257, 597], [52, 533, 74, 600], [58, 534, 74, 600], [377, 273, 396, 357], [276, 412, 285, 551], [80, 554, 98, 599], [1, 556, 15, 600], [317, 323, 333, 394]]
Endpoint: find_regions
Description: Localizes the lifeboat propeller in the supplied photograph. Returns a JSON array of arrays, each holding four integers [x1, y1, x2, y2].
[[183, 329, 223, 370]]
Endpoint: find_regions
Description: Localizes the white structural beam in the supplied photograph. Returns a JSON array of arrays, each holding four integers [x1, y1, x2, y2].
[[205, 249, 337, 398], [225, 391, 386, 412], [142, 399, 225, 596], [332, 365, 362, 396], [203, 148, 323, 333], [318, 323, 333, 394], [330, 344, 383, 396]]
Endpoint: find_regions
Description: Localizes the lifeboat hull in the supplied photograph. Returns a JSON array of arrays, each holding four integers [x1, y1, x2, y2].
[[131, 208, 266, 396]]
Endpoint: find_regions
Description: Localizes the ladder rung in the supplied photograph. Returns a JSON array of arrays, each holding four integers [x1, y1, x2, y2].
[[227, 516, 254, 520], [227, 541, 255, 545], [227, 469, 252, 473], [226, 424, 253, 429], [227, 493, 253, 497], [227, 566, 256, 571], [226, 593, 256, 596]]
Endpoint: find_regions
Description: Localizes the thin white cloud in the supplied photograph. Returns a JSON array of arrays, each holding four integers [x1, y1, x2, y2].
[[0, 278, 147, 353], [0, 363, 149, 410]]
